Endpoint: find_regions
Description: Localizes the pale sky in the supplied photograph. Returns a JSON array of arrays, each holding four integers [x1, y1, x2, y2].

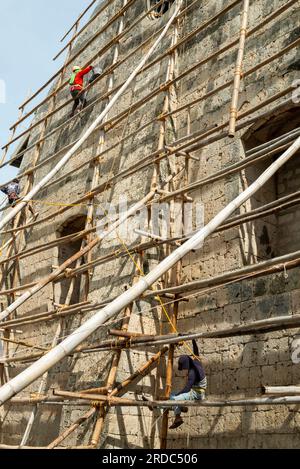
[[0, 0, 92, 193]]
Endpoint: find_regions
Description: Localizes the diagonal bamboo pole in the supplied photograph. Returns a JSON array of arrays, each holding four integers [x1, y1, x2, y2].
[[47, 347, 168, 449], [0, 191, 154, 322], [0, 135, 299, 406], [0, 3, 182, 232]]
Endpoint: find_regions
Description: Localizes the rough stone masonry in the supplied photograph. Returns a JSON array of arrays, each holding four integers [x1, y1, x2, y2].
[[0, 0, 300, 449]]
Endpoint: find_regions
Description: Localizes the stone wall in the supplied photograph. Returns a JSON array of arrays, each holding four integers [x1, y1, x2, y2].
[[1, 0, 300, 449]]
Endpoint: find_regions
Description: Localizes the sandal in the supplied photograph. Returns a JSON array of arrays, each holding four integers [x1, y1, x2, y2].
[[169, 417, 184, 429]]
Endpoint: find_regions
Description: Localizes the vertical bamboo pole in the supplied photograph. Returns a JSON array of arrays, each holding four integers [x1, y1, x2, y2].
[[18, 24, 80, 448], [85, 1, 134, 447], [228, 0, 250, 137]]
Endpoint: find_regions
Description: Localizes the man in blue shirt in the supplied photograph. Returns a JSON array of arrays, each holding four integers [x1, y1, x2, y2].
[[169, 339, 207, 429]]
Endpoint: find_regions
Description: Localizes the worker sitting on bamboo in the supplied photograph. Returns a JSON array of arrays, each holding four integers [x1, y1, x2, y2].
[[169, 339, 207, 429], [69, 65, 94, 117], [1, 179, 20, 206]]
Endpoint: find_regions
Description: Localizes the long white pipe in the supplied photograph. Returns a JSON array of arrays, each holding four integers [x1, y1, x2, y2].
[[0, 1, 182, 233], [0, 136, 300, 405]]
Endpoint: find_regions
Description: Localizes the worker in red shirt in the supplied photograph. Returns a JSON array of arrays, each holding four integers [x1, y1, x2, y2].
[[69, 65, 93, 117]]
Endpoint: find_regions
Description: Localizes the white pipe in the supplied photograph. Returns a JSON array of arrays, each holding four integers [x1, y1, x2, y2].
[[263, 386, 300, 395], [0, 1, 183, 233], [0, 135, 300, 406]]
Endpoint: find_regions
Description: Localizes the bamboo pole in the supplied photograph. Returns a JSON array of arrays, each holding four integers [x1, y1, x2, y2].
[[52, 392, 300, 408], [4, 307, 300, 364], [4, 237, 300, 335], [1, 92, 295, 240], [58, 0, 109, 45], [263, 386, 300, 395], [0, 1, 179, 232], [2, 28, 298, 192], [2, 0, 294, 161], [0, 133, 299, 405], [13, 0, 137, 117], [229, 0, 250, 137], [47, 348, 168, 449], [46, 408, 97, 450], [0, 191, 154, 322]]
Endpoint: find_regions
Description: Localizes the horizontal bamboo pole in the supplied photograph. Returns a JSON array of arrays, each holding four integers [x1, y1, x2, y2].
[[108, 329, 145, 338], [1, 91, 294, 241], [263, 386, 300, 395], [0, 337, 47, 352], [152, 248, 300, 297], [9, 396, 90, 405], [0, 191, 154, 321], [7, 0, 203, 135], [59, 0, 101, 42], [3, 0, 292, 159], [14, 0, 137, 115], [0, 130, 299, 404], [3, 307, 300, 363], [58, 0, 112, 50], [3, 28, 298, 195], [53, 391, 300, 408]]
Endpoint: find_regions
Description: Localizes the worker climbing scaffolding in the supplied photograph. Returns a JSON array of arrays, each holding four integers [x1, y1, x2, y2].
[[69, 65, 94, 117]]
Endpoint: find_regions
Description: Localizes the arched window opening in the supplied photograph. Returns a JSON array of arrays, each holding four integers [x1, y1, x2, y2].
[[242, 106, 300, 264], [57, 216, 86, 306], [148, 0, 175, 19]]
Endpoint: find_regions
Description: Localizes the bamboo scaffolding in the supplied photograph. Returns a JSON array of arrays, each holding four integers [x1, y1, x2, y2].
[[58, 0, 110, 47], [1, 1, 298, 448], [47, 347, 168, 449], [2, 0, 293, 159], [1, 90, 295, 244], [2, 28, 298, 193], [0, 192, 154, 322], [7, 0, 201, 137], [2, 178, 298, 301], [228, 0, 249, 137], [1, 181, 300, 327], [0, 133, 299, 405], [3, 242, 300, 338], [6, 0, 171, 140], [13, 0, 137, 118], [0, 2, 181, 233], [160, 126, 300, 202]]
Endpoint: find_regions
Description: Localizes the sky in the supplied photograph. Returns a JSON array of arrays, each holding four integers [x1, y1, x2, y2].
[[0, 0, 90, 195]]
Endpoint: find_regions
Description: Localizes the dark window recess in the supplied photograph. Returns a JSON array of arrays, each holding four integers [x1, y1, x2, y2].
[[149, 0, 175, 18], [10, 135, 30, 168], [242, 107, 300, 264], [57, 216, 86, 306]]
